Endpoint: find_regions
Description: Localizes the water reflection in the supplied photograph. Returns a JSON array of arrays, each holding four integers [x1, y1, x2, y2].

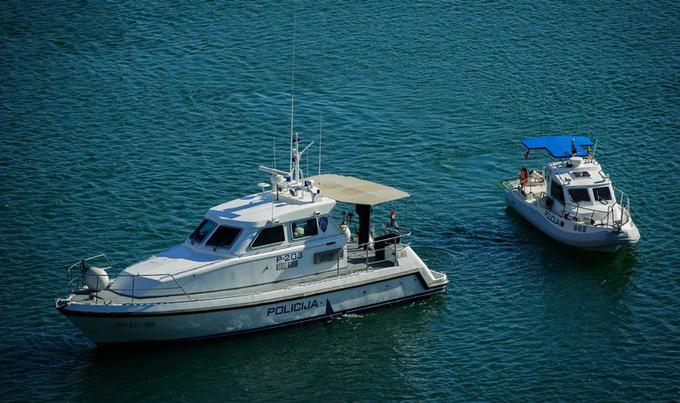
[[68, 296, 447, 401]]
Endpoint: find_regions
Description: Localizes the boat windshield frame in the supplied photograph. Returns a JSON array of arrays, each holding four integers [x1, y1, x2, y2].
[[189, 219, 218, 245]]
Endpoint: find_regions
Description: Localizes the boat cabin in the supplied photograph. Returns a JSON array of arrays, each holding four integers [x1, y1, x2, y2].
[[107, 171, 411, 298], [188, 188, 338, 257], [515, 136, 629, 226], [545, 158, 615, 209]]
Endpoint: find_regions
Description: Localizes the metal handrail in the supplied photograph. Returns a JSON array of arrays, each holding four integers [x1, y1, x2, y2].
[[549, 189, 632, 229], [345, 229, 412, 271], [502, 174, 633, 230], [66, 254, 193, 302], [346, 229, 412, 252], [66, 254, 113, 294], [499, 175, 545, 192], [169, 274, 193, 301], [67, 230, 413, 303], [154, 234, 344, 279]]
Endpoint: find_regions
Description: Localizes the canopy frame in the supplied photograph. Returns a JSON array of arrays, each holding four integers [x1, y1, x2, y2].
[[522, 136, 594, 159], [310, 174, 409, 206]]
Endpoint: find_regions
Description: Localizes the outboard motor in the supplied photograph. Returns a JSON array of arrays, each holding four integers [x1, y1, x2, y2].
[[80, 260, 110, 292]]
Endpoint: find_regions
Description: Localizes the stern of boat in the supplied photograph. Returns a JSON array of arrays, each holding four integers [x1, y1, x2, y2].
[[345, 230, 447, 291]]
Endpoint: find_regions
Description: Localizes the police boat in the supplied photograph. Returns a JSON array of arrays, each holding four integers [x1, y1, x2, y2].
[[56, 134, 448, 345], [501, 136, 640, 253]]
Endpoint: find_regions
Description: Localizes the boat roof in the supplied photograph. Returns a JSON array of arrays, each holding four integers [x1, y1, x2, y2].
[[548, 159, 611, 187], [205, 191, 335, 228], [310, 174, 409, 206], [522, 136, 593, 158]]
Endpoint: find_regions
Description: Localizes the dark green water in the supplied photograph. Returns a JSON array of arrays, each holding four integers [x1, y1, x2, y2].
[[1, 1, 679, 400]]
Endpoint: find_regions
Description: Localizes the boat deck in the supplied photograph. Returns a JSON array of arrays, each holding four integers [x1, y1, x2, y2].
[[68, 244, 404, 306], [502, 176, 547, 202]]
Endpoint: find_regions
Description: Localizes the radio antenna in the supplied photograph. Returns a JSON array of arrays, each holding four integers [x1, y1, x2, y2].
[[289, 6, 297, 176], [318, 111, 322, 175]]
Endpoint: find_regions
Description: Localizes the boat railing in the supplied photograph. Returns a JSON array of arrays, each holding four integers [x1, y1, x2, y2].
[[66, 254, 113, 294], [528, 169, 546, 187], [614, 188, 632, 227], [501, 174, 633, 230], [66, 230, 414, 303], [345, 228, 412, 271], [552, 188, 631, 230], [498, 171, 546, 193], [66, 254, 193, 303], [498, 178, 517, 191]]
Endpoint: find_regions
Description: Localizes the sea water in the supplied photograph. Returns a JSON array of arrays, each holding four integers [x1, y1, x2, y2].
[[1, 1, 679, 400]]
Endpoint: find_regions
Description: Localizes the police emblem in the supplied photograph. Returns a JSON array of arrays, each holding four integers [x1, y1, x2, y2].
[[318, 217, 328, 232]]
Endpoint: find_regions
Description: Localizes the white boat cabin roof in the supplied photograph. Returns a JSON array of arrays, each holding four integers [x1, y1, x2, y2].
[[205, 191, 335, 228], [547, 158, 611, 188]]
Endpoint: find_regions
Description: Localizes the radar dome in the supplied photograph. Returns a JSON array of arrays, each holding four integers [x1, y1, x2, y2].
[[84, 267, 109, 292]]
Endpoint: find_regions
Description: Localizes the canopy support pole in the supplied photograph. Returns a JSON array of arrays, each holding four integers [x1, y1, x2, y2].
[[356, 204, 372, 250]]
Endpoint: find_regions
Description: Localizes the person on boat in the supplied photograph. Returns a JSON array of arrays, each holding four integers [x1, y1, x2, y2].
[[519, 167, 528, 191], [388, 209, 398, 228]]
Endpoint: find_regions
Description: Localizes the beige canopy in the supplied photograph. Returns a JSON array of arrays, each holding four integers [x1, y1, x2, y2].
[[310, 174, 409, 206]]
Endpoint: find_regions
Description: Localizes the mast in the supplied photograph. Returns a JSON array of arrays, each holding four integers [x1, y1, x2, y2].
[[289, 8, 297, 176], [318, 112, 322, 175], [293, 132, 300, 182]]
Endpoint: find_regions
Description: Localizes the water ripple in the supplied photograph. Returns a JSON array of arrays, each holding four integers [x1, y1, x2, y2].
[[1, 0, 679, 401]]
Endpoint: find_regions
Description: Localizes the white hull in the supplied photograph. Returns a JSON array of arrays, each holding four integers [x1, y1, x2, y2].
[[505, 189, 639, 253], [59, 263, 447, 345]]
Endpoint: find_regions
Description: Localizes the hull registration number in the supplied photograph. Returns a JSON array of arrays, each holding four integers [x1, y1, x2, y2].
[[276, 252, 303, 270]]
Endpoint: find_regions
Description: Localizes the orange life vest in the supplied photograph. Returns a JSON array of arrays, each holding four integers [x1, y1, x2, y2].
[[519, 169, 528, 187]]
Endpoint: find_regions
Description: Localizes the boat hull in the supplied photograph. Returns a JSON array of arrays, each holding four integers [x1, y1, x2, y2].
[[505, 189, 639, 253], [59, 271, 446, 345]]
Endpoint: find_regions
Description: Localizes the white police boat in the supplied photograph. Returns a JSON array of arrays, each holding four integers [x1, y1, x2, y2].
[[56, 134, 448, 345], [501, 136, 640, 253]]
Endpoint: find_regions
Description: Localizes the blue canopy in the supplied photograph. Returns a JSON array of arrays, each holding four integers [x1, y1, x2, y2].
[[521, 136, 593, 158]]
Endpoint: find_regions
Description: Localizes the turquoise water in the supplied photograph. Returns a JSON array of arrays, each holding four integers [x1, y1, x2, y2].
[[2, 1, 679, 400]]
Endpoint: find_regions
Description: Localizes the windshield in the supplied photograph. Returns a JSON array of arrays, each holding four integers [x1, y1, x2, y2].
[[593, 186, 612, 201], [206, 225, 241, 249], [189, 219, 217, 244], [550, 181, 565, 203], [569, 188, 590, 203]]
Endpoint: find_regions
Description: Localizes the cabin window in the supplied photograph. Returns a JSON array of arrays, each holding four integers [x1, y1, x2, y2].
[[206, 225, 241, 249], [550, 181, 565, 203], [189, 219, 217, 244], [314, 248, 343, 264], [568, 188, 591, 203], [291, 218, 318, 239], [251, 225, 285, 248], [593, 186, 612, 201]]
